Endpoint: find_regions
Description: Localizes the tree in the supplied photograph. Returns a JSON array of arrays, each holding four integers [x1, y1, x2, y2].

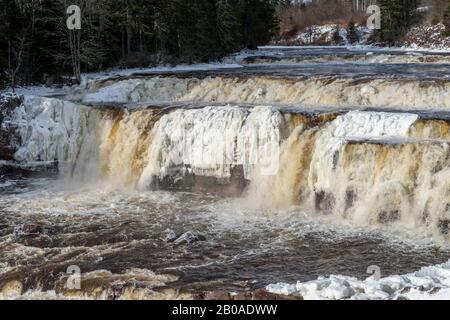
[[216, 0, 242, 53], [377, 0, 419, 43], [444, 2, 450, 36], [0, 0, 280, 88], [332, 24, 343, 44], [239, 0, 279, 49], [346, 20, 359, 44]]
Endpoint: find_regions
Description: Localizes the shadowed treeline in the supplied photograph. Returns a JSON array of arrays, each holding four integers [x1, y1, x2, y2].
[[0, 0, 279, 88]]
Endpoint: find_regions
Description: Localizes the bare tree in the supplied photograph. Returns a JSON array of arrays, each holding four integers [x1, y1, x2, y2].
[[7, 32, 28, 92]]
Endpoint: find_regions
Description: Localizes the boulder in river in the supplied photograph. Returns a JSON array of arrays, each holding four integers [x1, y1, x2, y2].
[[174, 231, 206, 245], [161, 229, 178, 242]]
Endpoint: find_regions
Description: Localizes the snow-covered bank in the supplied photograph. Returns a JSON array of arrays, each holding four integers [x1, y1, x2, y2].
[[266, 259, 450, 300], [269, 21, 450, 52], [259, 44, 450, 54], [401, 23, 450, 52], [273, 24, 373, 46]]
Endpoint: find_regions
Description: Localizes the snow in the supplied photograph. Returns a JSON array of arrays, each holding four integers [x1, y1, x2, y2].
[[271, 24, 373, 46], [1, 85, 63, 98], [260, 44, 450, 53], [266, 259, 450, 300], [330, 111, 418, 140], [401, 23, 450, 51]]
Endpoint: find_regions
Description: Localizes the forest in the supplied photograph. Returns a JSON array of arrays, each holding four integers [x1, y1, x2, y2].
[[2, 0, 450, 89], [0, 0, 279, 87]]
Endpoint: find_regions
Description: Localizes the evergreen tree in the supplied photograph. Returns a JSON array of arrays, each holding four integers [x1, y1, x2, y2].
[[0, 0, 280, 88], [444, 2, 450, 36], [331, 24, 342, 44], [240, 0, 279, 49], [346, 20, 359, 44], [378, 0, 419, 43], [216, 0, 242, 53]]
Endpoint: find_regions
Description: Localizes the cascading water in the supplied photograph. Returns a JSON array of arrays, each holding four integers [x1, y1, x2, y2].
[[6, 94, 450, 241], [3, 47, 450, 299], [80, 76, 450, 110]]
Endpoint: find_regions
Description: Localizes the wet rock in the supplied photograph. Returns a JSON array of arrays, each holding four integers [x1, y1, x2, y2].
[[0, 95, 22, 160], [202, 291, 232, 300], [161, 229, 178, 242], [438, 219, 450, 235], [232, 280, 251, 288], [174, 231, 206, 245], [315, 191, 335, 213], [14, 224, 43, 236], [230, 291, 253, 300], [198, 288, 303, 300], [155, 165, 248, 197], [252, 288, 303, 300], [400, 286, 411, 294], [378, 210, 400, 224], [345, 189, 357, 211], [429, 287, 441, 295]]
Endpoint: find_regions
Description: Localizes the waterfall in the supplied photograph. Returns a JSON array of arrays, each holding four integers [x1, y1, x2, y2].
[[80, 76, 450, 110], [5, 95, 450, 239]]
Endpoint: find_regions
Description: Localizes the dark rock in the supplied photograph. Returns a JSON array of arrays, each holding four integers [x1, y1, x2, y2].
[[400, 286, 411, 294], [378, 210, 401, 224], [252, 288, 303, 300], [174, 231, 206, 245], [429, 287, 441, 294], [231, 291, 253, 300], [438, 219, 450, 235], [14, 224, 43, 236], [232, 280, 251, 288], [152, 165, 248, 197], [345, 189, 357, 211], [194, 288, 303, 301], [0, 95, 22, 160], [315, 191, 335, 213], [202, 291, 232, 300]]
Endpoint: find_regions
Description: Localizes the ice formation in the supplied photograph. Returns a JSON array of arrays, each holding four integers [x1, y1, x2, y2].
[[137, 105, 283, 188], [266, 259, 450, 300]]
